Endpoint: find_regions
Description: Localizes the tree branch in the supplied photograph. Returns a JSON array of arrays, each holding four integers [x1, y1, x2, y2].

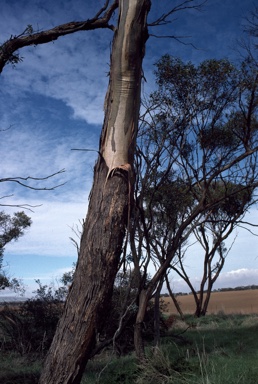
[[0, 0, 118, 73], [0, 169, 66, 191], [149, 33, 199, 49], [148, 0, 206, 27]]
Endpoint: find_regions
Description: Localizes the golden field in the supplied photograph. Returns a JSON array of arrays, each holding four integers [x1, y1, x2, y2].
[[163, 289, 258, 315]]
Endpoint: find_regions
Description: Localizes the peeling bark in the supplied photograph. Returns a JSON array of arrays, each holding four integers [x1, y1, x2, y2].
[[39, 1, 150, 383], [101, 0, 149, 174]]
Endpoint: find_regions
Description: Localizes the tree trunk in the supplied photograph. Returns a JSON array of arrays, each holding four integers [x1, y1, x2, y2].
[[201, 286, 213, 316], [134, 289, 149, 360], [165, 274, 184, 320], [39, 1, 150, 383], [153, 278, 163, 348]]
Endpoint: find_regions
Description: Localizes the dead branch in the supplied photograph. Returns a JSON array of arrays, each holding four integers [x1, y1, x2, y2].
[[148, 33, 199, 49], [0, 195, 42, 211], [0, 0, 118, 73], [148, 0, 206, 27], [244, 5, 258, 38], [0, 124, 14, 132], [0, 169, 66, 190]]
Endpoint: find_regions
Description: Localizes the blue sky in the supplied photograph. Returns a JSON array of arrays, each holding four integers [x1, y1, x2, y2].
[[1, 0, 258, 297]]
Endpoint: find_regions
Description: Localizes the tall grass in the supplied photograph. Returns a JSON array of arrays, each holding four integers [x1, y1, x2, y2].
[[1, 312, 258, 383]]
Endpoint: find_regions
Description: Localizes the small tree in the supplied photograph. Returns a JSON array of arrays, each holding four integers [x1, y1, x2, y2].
[[0, 279, 63, 355], [0, 210, 31, 290], [170, 183, 255, 317], [130, 54, 258, 356]]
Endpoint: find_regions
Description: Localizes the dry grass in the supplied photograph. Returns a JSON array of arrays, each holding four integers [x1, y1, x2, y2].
[[163, 289, 258, 315]]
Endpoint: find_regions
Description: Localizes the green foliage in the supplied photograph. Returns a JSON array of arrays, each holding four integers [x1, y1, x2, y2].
[[198, 123, 239, 150], [138, 54, 258, 247], [153, 55, 238, 114], [96, 270, 167, 356], [0, 211, 32, 258], [0, 272, 166, 360], [144, 174, 194, 235], [0, 280, 63, 355], [0, 211, 31, 290], [206, 181, 254, 217], [0, 273, 10, 290], [150, 54, 258, 163], [136, 54, 258, 318], [60, 264, 75, 286]]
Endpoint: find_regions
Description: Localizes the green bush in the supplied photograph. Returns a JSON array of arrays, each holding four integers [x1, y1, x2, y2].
[[0, 281, 63, 355]]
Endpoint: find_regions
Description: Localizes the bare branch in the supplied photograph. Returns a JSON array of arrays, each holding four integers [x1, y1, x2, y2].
[[237, 225, 258, 236], [0, 169, 66, 190], [148, 0, 206, 27], [71, 148, 102, 157], [149, 33, 199, 49], [69, 220, 83, 257], [237, 220, 258, 227], [0, 203, 41, 212], [0, 0, 118, 73], [244, 5, 258, 38], [0, 124, 14, 132], [0, 195, 42, 211]]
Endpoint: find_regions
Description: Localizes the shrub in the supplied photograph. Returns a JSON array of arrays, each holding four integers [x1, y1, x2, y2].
[[0, 281, 63, 355]]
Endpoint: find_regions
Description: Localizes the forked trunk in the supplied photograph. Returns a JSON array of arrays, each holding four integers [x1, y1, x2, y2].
[[39, 1, 150, 383]]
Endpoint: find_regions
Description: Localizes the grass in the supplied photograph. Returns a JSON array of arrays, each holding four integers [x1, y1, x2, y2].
[[81, 313, 258, 384], [81, 353, 138, 384], [1, 313, 258, 383], [0, 352, 41, 383]]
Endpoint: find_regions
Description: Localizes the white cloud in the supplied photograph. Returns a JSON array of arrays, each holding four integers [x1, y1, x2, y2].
[[1, 20, 111, 126], [168, 268, 258, 294], [215, 268, 258, 289], [0, 115, 97, 197], [4, 198, 88, 257]]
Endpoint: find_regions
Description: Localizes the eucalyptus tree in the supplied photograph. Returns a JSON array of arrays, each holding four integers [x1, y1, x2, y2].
[[1, 1, 206, 382], [129, 55, 258, 356]]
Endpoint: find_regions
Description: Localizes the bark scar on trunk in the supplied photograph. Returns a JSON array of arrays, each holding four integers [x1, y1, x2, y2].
[[104, 162, 132, 189]]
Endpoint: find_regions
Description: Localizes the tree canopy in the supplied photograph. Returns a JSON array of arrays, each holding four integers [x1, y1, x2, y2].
[[129, 53, 258, 332], [0, 210, 31, 290]]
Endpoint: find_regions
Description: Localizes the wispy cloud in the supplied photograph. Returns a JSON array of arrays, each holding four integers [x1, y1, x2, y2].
[[2, 37, 111, 125], [1, 0, 113, 126], [0, 122, 97, 201], [5, 199, 86, 257]]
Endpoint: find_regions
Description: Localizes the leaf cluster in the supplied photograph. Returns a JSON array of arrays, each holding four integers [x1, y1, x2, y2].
[[0, 211, 31, 290], [0, 211, 31, 258]]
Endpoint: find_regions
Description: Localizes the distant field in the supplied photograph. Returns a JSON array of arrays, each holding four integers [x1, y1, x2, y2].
[[163, 289, 258, 315]]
